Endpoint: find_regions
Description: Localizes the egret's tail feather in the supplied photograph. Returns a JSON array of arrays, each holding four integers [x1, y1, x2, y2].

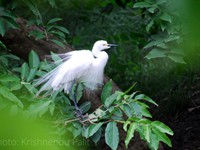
[[34, 66, 75, 96], [34, 65, 62, 96]]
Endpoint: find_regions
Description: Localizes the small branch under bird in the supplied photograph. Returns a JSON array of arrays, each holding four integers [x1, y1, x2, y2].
[[35, 40, 117, 116]]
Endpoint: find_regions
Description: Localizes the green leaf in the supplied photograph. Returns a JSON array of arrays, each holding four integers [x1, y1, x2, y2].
[[115, 91, 125, 101], [24, 1, 42, 20], [46, 25, 54, 31], [123, 121, 130, 132], [133, 2, 152, 8], [27, 99, 51, 118], [104, 92, 117, 107], [53, 26, 69, 34], [151, 121, 173, 135], [167, 54, 186, 64], [137, 102, 152, 118], [0, 41, 7, 49], [29, 30, 45, 40], [0, 74, 20, 83], [2, 75, 21, 91], [11, 83, 22, 91], [146, 20, 154, 32], [0, 10, 16, 19], [149, 133, 159, 150], [49, 30, 65, 38], [165, 35, 180, 42], [138, 118, 151, 124], [135, 94, 158, 106], [91, 128, 102, 144], [160, 12, 172, 23], [26, 68, 38, 82], [79, 101, 91, 113], [36, 70, 47, 76], [156, 42, 168, 49], [50, 52, 62, 65], [0, 56, 8, 65], [51, 39, 65, 48], [136, 126, 145, 140], [124, 82, 137, 94], [21, 63, 29, 80], [34, 19, 42, 26], [24, 1, 42, 19], [101, 80, 113, 104], [148, 7, 157, 13], [48, 0, 56, 7], [130, 102, 142, 118], [152, 128, 172, 147], [4, 17, 18, 29], [85, 122, 103, 138], [169, 48, 184, 55], [143, 125, 151, 143], [0, 19, 6, 36], [29, 50, 40, 69], [22, 83, 38, 95], [144, 41, 157, 49], [47, 18, 62, 24], [125, 122, 137, 148], [0, 85, 23, 108], [110, 108, 123, 121], [111, 108, 123, 116], [120, 104, 132, 117], [72, 123, 82, 138], [105, 122, 119, 150], [129, 91, 139, 99], [3, 54, 20, 60], [145, 49, 166, 59], [141, 106, 152, 118]]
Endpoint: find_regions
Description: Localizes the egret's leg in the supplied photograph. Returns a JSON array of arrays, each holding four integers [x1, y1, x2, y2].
[[69, 81, 78, 109], [69, 81, 82, 117]]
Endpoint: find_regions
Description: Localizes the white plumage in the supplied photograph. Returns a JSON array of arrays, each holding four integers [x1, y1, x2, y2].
[[35, 40, 116, 96]]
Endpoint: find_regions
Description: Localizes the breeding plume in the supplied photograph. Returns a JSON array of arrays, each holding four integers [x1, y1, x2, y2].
[[35, 40, 117, 97]]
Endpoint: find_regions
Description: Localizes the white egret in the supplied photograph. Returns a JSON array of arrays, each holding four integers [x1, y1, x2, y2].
[[35, 40, 117, 116]]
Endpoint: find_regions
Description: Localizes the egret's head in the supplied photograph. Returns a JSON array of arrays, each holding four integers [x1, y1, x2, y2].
[[93, 40, 117, 51]]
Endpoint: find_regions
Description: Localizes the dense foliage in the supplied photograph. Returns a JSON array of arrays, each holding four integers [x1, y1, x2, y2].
[[0, 49, 173, 150]]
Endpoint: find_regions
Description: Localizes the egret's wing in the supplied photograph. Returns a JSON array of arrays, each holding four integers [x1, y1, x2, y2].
[[83, 51, 109, 90], [35, 50, 94, 96], [60, 50, 95, 92]]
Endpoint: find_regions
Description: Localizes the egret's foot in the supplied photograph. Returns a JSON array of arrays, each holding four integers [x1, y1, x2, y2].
[[74, 107, 83, 118]]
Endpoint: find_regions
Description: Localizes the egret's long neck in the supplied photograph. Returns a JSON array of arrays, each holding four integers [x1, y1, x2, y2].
[[92, 51, 109, 69], [92, 46, 109, 71], [92, 47, 101, 58]]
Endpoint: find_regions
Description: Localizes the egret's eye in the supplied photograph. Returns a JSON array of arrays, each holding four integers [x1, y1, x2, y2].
[[103, 44, 107, 46]]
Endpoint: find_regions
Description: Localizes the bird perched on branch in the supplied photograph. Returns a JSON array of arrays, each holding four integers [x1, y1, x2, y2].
[[35, 40, 117, 116]]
